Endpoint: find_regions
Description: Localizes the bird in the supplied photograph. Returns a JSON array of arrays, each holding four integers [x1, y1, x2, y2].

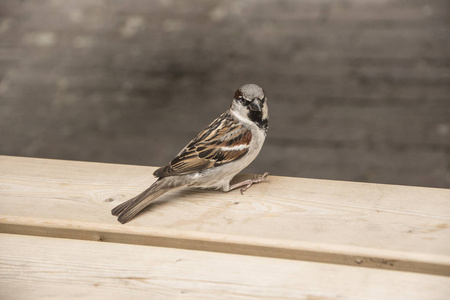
[[111, 83, 269, 224]]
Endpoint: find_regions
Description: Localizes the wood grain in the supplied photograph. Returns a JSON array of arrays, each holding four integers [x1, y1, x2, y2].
[[0, 155, 449, 276], [1, 233, 449, 300]]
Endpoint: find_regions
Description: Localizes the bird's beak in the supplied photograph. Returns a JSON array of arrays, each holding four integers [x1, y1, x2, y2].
[[249, 99, 262, 112]]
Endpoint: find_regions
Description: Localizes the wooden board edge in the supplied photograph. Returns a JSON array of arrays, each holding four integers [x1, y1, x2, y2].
[[1, 215, 449, 277]]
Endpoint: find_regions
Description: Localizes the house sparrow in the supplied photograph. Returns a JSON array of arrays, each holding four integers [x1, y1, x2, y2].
[[112, 83, 269, 224]]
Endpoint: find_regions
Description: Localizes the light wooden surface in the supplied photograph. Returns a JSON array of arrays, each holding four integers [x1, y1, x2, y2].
[[1, 155, 450, 299], [1, 233, 449, 300]]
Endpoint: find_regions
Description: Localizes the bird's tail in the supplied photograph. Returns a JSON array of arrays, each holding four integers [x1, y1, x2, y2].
[[111, 178, 174, 224]]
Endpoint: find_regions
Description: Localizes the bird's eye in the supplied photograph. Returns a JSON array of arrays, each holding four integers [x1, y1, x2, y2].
[[237, 96, 248, 104]]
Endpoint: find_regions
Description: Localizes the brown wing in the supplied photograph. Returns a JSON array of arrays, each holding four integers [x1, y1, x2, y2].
[[153, 112, 252, 177]]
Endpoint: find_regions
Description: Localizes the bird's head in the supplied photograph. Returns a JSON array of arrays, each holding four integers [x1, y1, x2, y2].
[[231, 83, 269, 131]]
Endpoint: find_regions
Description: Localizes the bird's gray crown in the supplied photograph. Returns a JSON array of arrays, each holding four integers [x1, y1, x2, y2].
[[234, 84, 265, 100]]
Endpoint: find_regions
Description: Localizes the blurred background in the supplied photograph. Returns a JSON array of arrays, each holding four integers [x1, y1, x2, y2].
[[0, 0, 449, 188]]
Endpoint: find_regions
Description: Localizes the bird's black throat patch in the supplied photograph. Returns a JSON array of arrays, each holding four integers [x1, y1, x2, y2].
[[248, 110, 268, 131]]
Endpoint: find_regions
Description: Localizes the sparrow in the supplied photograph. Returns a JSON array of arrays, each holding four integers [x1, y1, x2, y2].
[[112, 83, 269, 224]]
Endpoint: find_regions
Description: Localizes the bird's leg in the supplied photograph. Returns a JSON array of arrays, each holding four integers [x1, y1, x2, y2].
[[229, 172, 269, 195]]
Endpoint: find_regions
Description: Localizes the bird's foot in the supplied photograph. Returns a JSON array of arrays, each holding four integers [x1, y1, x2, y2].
[[229, 172, 269, 195]]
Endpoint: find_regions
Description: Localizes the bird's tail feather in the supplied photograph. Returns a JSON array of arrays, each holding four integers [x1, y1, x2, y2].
[[111, 178, 173, 224], [111, 195, 138, 216]]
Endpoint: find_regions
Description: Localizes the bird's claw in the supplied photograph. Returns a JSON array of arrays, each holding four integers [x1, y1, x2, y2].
[[239, 172, 270, 195]]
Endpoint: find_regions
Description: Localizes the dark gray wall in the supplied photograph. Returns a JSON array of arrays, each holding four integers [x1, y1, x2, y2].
[[1, 0, 449, 188]]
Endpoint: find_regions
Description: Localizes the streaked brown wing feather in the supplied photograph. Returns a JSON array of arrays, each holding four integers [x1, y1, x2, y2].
[[154, 112, 252, 177]]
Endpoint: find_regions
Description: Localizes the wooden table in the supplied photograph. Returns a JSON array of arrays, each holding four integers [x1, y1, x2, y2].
[[1, 155, 449, 299]]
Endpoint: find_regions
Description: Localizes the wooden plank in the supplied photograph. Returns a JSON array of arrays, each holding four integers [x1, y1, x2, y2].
[[0, 155, 450, 276], [1, 233, 449, 300]]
